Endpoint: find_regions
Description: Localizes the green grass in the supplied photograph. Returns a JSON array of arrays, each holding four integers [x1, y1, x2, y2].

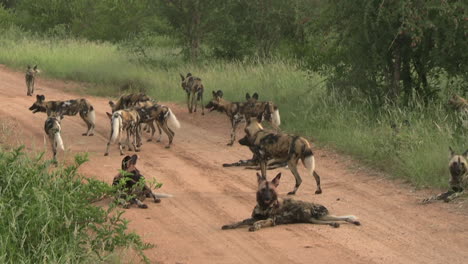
[[0, 146, 152, 263], [0, 26, 466, 189]]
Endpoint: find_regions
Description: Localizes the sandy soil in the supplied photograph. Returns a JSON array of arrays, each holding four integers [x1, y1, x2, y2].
[[0, 64, 467, 264]]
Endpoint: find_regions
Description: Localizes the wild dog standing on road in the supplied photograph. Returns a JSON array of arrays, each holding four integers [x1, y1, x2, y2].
[[108, 93, 152, 113], [205, 90, 280, 146], [238, 115, 322, 195], [222, 173, 360, 232], [25, 65, 39, 96], [44, 113, 64, 165], [113, 155, 172, 209], [104, 109, 140, 156], [423, 147, 468, 203], [180, 73, 205, 115], [29, 94, 96, 136], [135, 104, 180, 148]]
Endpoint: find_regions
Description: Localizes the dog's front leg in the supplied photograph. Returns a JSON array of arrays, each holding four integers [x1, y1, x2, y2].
[[221, 218, 256, 230], [248, 218, 274, 232]]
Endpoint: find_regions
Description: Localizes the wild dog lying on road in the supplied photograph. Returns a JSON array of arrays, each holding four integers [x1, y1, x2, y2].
[[423, 147, 468, 203], [222, 173, 360, 232], [238, 115, 322, 195], [135, 104, 180, 148], [205, 90, 280, 146], [25, 65, 39, 96], [29, 94, 96, 136], [180, 73, 205, 115], [113, 155, 171, 208], [104, 109, 141, 156], [44, 113, 64, 165]]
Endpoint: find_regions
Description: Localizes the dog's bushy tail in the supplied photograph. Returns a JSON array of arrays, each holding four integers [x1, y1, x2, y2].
[[320, 215, 360, 225], [154, 193, 173, 198], [272, 109, 281, 127], [303, 154, 315, 175], [111, 112, 122, 142], [166, 108, 181, 130], [89, 107, 96, 125], [54, 129, 64, 151]]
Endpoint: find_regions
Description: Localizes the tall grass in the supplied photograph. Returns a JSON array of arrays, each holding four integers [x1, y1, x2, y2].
[[0, 147, 152, 263], [0, 27, 465, 188]]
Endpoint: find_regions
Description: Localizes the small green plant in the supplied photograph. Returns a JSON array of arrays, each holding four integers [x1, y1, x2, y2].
[[0, 146, 153, 263]]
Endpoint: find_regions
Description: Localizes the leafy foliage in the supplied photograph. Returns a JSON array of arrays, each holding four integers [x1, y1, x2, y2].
[[0, 147, 152, 263]]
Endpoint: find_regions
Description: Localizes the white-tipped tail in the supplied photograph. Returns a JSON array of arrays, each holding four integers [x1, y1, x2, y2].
[[272, 109, 281, 127], [89, 109, 96, 125], [322, 215, 358, 221], [111, 113, 122, 142], [167, 108, 181, 129], [154, 193, 173, 198], [54, 132, 64, 151], [303, 155, 315, 174]]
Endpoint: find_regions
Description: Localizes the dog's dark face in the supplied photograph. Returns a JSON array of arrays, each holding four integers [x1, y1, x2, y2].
[[121, 154, 138, 171], [238, 115, 263, 146], [449, 147, 468, 180], [256, 172, 281, 209], [205, 90, 225, 112], [29, 94, 46, 113]]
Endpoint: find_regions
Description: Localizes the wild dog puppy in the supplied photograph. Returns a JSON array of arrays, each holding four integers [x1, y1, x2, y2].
[[104, 109, 140, 156], [423, 147, 468, 203], [44, 113, 64, 165], [25, 65, 39, 96], [108, 93, 152, 113], [29, 95, 96, 136], [238, 115, 322, 195], [222, 173, 360, 232], [135, 104, 180, 148], [113, 155, 171, 208], [180, 73, 204, 115], [205, 90, 281, 146]]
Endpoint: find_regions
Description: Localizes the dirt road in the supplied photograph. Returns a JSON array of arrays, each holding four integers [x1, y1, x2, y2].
[[0, 65, 467, 264]]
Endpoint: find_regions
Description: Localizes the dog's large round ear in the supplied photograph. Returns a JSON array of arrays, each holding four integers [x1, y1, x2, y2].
[[449, 146, 455, 157], [212, 90, 217, 97], [27, 65, 31, 69], [246, 93, 251, 100], [106, 112, 113, 119], [108, 101, 114, 106], [463, 149, 468, 158], [39, 95, 45, 101], [216, 90, 224, 98], [121, 155, 132, 170], [186, 72, 192, 77], [256, 172, 265, 184], [179, 73, 185, 81], [252, 93, 259, 100], [33, 65, 37, 70], [130, 154, 138, 165], [272, 173, 281, 187]]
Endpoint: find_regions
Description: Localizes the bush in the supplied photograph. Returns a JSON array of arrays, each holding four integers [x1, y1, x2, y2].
[[0, 147, 152, 263]]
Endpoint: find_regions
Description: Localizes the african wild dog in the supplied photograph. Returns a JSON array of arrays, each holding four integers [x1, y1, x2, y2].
[[180, 73, 204, 115], [29, 94, 95, 136], [448, 94, 468, 128], [134, 104, 180, 148], [44, 113, 64, 165], [104, 109, 141, 156], [113, 155, 171, 209], [238, 115, 321, 195], [108, 93, 152, 113], [25, 65, 39, 96], [222, 173, 360, 232], [205, 90, 280, 146], [423, 147, 468, 203]]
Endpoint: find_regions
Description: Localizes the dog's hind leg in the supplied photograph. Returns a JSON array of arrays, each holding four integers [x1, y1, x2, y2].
[[222, 218, 257, 230], [159, 122, 174, 148], [287, 160, 302, 195], [319, 215, 361, 226]]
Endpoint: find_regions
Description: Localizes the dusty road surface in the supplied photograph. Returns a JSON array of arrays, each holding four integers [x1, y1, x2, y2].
[[0, 65, 467, 264]]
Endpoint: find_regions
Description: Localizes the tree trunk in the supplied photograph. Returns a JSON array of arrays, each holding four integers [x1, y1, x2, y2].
[[189, 1, 201, 62]]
